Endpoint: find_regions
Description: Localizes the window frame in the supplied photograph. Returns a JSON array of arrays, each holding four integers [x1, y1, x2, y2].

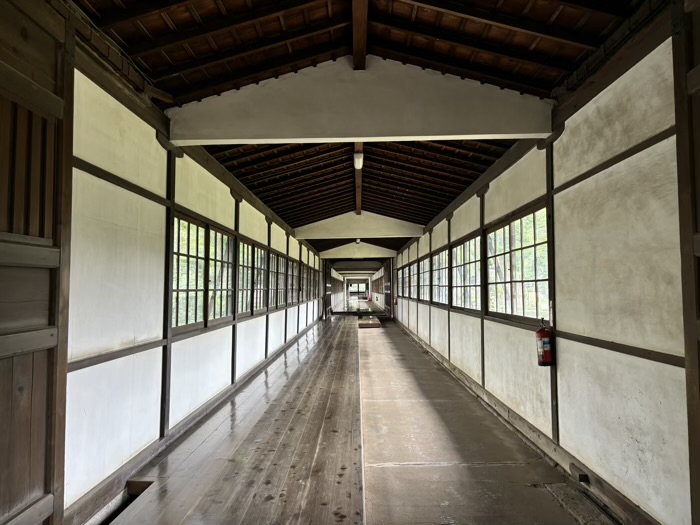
[[409, 262, 418, 300], [288, 258, 299, 306], [449, 231, 482, 314], [418, 255, 431, 303], [172, 215, 208, 332], [253, 244, 267, 314], [485, 204, 550, 324], [207, 226, 235, 326], [237, 238, 254, 318], [431, 248, 449, 306]]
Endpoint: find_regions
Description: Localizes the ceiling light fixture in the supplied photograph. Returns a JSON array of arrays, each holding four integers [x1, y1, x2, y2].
[[353, 152, 364, 170]]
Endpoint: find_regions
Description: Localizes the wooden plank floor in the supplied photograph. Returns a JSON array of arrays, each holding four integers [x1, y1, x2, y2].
[[112, 317, 362, 525]]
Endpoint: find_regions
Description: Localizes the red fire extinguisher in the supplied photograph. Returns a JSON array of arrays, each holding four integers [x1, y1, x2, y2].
[[536, 318, 554, 367], [393, 297, 398, 306]]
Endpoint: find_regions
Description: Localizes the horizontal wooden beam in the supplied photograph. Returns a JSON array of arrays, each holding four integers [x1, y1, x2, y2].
[[380, 141, 492, 169], [0, 327, 58, 359], [370, 13, 574, 74], [4, 494, 54, 525], [398, 0, 599, 50], [365, 144, 482, 178], [239, 148, 352, 183], [153, 18, 351, 82], [130, 0, 324, 57], [0, 242, 60, 268], [363, 161, 469, 189], [363, 166, 465, 193], [369, 42, 553, 98], [364, 150, 477, 181], [554, 0, 630, 17], [97, 0, 191, 30], [256, 168, 355, 198], [232, 144, 347, 173]]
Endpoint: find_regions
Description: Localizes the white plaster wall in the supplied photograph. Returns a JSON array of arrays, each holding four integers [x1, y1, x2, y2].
[[239, 201, 267, 244], [236, 316, 266, 380], [408, 300, 417, 333], [65, 349, 161, 506], [554, 38, 674, 187], [301, 245, 308, 263], [449, 312, 482, 384], [295, 211, 423, 239], [484, 321, 551, 436], [432, 220, 448, 250], [408, 243, 417, 262], [289, 239, 300, 259], [73, 71, 166, 197], [418, 303, 430, 343], [168, 56, 552, 145], [557, 339, 690, 525], [69, 170, 164, 361], [299, 303, 308, 330], [451, 197, 480, 241], [430, 307, 449, 358], [555, 137, 683, 356], [397, 298, 406, 325], [268, 310, 286, 354], [319, 241, 396, 259], [170, 328, 232, 427], [485, 147, 546, 224], [175, 155, 235, 230], [287, 307, 299, 339], [418, 233, 430, 257], [271, 224, 287, 253]]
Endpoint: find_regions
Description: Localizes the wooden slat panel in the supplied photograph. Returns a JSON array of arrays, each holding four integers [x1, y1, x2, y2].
[[0, 96, 11, 233], [28, 114, 43, 237], [12, 105, 28, 235], [29, 350, 48, 502], [43, 121, 55, 239], [0, 357, 12, 518], [0, 267, 50, 333], [9, 353, 33, 513]]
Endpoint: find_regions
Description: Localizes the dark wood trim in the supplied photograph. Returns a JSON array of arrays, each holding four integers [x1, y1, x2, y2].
[[425, 140, 539, 231], [0, 232, 54, 246], [232, 199, 241, 384], [479, 193, 487, 387], [0, 60, 63, 120], [672, 3, 700, 521], [546, 143, 559, 444], [4, 495, 55, 525], [67, 339, 167, 373], [484, 313, 541, 331], [552, 126, 677, 196], [0, 243, 60, 268], [557, 330, 685, 368], [352, 0, 368, 70], [0, 328, 58, 360]]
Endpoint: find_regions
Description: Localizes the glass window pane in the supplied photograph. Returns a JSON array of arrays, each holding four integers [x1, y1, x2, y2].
[[512, 250, 522, 281], [522, 247, 535, 281], [537, 281, 549, 320], [513, 282, 524, 316], [535, 208, 547, 243], [522, 214, 535, 246], [524, 282, 537, 318], [179, 220, 188, 253], [489, 284, 497, 311], [536, 245, 548, 280], [512, 219, 522, 250], [487, 232, 496, 256], [178, 292, 186, 326]]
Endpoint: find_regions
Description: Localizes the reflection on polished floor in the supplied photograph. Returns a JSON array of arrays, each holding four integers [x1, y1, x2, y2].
[[334, 296, 385, 315], [110, 317, 600, 525]]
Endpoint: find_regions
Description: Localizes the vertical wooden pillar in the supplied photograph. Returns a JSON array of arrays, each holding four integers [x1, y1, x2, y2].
[[478, 188, 488, 388], [672, 0, 700, 520], [544, 143, 559, 444]]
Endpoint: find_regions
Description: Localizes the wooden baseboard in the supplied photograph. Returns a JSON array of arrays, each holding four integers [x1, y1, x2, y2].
[[64, 317, 322, 525], [394, 320, 660, 525]]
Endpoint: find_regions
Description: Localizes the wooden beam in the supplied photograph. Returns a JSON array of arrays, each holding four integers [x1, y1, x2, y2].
[[370, 13, 574, 74], [229, 143, 345, 172], [555, 0, 630, 17], [97, 0, 191, 30], [129, 0, 324, 57], [353, 0, 369, 69], [153, 18, 350, 82], [398, 0, 599, 50], [365, 144, 483, 178], [238, 147, 352, 182], [355, 142, 363, 214]]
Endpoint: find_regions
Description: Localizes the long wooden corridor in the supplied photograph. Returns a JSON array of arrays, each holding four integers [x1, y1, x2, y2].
[[103, 317, 609, 525]]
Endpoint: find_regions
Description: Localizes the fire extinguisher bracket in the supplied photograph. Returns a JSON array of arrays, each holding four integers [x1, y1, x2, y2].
[[536, 318, 555, 367]]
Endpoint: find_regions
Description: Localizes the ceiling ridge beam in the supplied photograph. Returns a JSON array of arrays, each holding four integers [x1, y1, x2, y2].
[[397, 0, 600, 49], [153, 18, 351, 82], [172, 44, 351, 105], [129, 0, 325, 57], [355, 142, 363, 214], [368, 42, 552, 98], [370, 12, 574, 74], [352, 0, 369, 69]]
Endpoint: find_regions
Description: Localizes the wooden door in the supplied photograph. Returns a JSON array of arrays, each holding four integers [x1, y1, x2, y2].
[[0, 2, 74, 524]]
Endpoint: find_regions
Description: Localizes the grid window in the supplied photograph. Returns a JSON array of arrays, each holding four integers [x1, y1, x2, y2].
[[409, 263, 418, 299], [419, 258, 430, 301], [173, 218, 206, 327], [238, 240, 253, 314], [452, 237, 481, 310], [301, 264, 308, 302], [254, 246, 267, 311], [432, 250, 449, 305], [278, 257, 287, 306], [269, 253, 278, 309], [208, 230, 234, 320], [397, 269, 403, 297], [487, 208, 549, 320], [403, 267, 409, 298], [288, 260, 298, 305]]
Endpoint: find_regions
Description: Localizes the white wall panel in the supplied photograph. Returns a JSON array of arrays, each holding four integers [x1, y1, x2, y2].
[[555, 136, 683, 356], [451, 198, 480, 241], [409, 243, 417, 262], [449, 312, 481, 384], [287, 307, 299, 339], [485, 147, 546, 224], [432, 220, 448, 250], [554, 39, 674, 187], [170, 328, 232, 427], [289, 239, 300, 259], [175, 155, 235, 230], [299, 303, 308, 330], [408, 300, 417, 333], [239, 201, 267, 244], [271, 223, 287, 253], [557, 339, 690, 525], [69, 171, 164, 361], [484, 321, 551, 436], [236, 316, 267, 380], [73, 72, 166, 197], [65, 349, 161, 506], [268, 310, 286, 353], [418, 303, 430, 343], [418, 233, 430, 257], [430, 307, 448, 357]]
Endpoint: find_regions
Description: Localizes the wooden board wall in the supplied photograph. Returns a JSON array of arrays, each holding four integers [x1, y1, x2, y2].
[[0, 1, 74, 525]]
